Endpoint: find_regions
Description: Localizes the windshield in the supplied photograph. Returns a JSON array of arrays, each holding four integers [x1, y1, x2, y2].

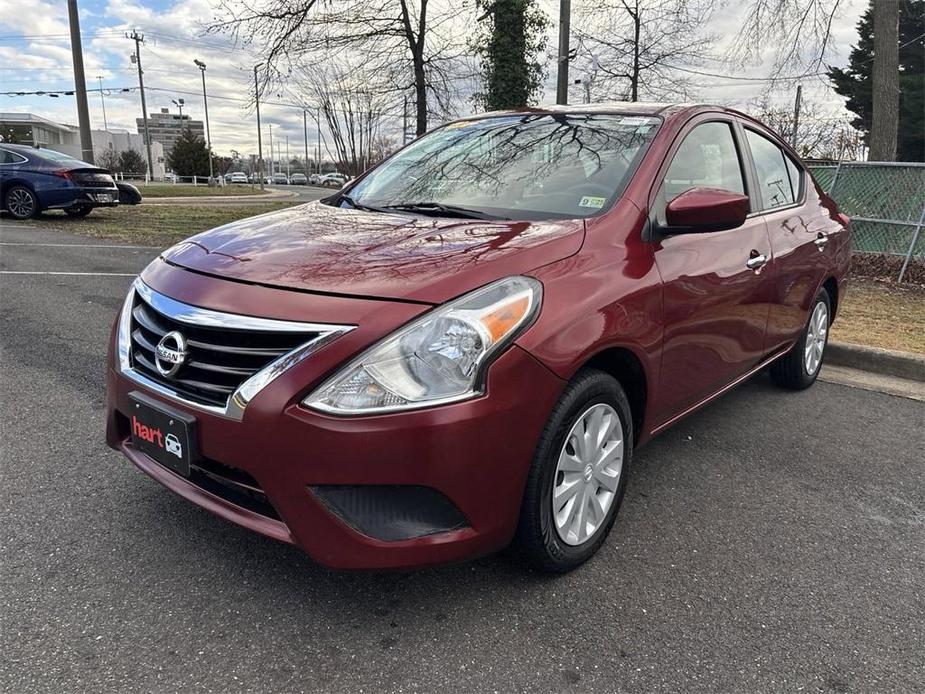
[[344, 113, 660, 220]]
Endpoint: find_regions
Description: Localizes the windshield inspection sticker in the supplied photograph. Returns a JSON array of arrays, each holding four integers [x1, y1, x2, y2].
[[579, 196, 606, 209]]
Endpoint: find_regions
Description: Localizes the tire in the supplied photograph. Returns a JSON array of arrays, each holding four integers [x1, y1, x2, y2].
[[515, 368, 634, 573], [4, 185, 39, 219], [770, 287, 831, 390], [64, 205, 93, 218]]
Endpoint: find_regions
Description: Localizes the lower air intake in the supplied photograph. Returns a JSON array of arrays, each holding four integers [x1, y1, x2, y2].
[[310, 485, 469, 541]]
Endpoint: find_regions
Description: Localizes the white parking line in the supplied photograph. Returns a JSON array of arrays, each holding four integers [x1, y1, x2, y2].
[[0, 242, 158, 249], [0, 271, 137, 277]]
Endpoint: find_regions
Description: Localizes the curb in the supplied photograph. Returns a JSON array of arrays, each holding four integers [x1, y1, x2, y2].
[[141, 191, 296, 205], [826, 341, 925, 382]]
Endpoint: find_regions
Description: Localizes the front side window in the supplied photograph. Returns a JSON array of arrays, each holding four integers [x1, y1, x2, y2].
[[661, 121, 746, 202], [345, 114, 661, 220], [745, 130, 796, 209]]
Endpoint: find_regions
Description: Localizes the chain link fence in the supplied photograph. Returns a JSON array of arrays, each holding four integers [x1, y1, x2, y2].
[[808, 162, 925, 284]]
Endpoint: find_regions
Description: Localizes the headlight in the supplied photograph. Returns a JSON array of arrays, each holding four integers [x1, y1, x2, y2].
[[304, 276, 542, 414]]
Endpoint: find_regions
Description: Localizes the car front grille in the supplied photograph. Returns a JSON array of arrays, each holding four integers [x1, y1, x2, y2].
[[129, 290, 321, 408]]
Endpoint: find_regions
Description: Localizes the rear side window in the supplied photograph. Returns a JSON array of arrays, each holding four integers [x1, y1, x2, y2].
[[745, 130, 796, 209], [0, 149, 12, 164]]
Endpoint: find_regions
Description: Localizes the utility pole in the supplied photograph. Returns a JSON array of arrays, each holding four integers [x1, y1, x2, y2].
[[97, 76, 108, 131], [555, 0, 571, 105], [254, 63, 264, 190], [791, 84, 802, 151], [316, 107, 321, 175], [268, 123, 273, 176], [128, 30, 154, 180], [67, 0, 94, 163], [286, 135, 290, 177], [194, 60, 213, 181]]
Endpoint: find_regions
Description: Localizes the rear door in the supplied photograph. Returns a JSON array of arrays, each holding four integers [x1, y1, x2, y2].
[[739, 125, 837, 354], [650, 117, 775, 422]]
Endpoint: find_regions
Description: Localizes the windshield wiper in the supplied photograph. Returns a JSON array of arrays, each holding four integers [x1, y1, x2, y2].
[[336, 193, 390, 214], [382, 202, 508, 221]]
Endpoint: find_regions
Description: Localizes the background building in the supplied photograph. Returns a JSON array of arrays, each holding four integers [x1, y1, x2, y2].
[[0, 112, 166, 178], [136, 108, 205, 155]]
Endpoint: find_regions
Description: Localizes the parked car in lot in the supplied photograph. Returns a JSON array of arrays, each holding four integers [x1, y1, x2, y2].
[[319, 172, 348, 187], [0, 144, 120, 219], [290, 173, 308, 185], [271, 173, 290, 185], [228, 171, 248, 184], [107, 104, 850, 572]]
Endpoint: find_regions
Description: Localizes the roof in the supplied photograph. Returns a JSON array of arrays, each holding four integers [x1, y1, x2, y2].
[[452, 102, 731, 122]]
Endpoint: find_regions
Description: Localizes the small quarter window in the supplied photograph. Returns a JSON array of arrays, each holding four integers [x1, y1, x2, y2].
[[785, 155, 803, 201], [745, 130, 796, 209]]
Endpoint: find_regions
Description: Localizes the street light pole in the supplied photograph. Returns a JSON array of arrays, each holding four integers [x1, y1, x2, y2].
[[254, 63, 264, 190], [172, 98, 184, 121], [194, 59, 213, 181], [303, 109, 309, 176], [67, 0, 94, 163]]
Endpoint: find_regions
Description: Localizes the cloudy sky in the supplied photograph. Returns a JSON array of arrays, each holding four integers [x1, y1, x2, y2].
[[0, 0, 867, 158]]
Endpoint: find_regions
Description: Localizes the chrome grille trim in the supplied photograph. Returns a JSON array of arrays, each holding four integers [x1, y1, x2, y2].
[[118, 278, 355, 420]]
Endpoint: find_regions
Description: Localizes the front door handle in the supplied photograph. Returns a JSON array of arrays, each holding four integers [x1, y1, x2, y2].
[[746, 253, 768, 270], [814, 233, 829, 249]]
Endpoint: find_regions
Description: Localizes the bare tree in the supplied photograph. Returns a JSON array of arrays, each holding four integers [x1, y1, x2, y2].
[[573, 0, 718, 102], [747, 96, 863, 160], [302, 66, 387, 175], [732, 0, 844, 75], [208, 0, 471, 135], [869, 0, 900, 160]]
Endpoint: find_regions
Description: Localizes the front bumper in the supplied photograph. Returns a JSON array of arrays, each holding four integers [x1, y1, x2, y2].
[[105, 269, 564, 570]]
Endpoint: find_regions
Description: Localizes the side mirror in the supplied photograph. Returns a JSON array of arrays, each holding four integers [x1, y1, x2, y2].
[[663, 187, 750, 234]]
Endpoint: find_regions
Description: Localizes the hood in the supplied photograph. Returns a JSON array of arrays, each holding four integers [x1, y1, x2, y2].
[[160, 201, 585, 304]]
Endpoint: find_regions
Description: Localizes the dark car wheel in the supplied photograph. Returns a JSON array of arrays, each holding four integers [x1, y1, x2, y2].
[[515, 369, 634, 573], [64, 205, 94, 218], [5, 185, 39, 219], [770, 287, 831, 390]]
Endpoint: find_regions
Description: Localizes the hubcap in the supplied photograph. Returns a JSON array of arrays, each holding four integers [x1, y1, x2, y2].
[[804, 301, 829, 375], [552, 403, 624, 546], [8, 189, 34, 218]]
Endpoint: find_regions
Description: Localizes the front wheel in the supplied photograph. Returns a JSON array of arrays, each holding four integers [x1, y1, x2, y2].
[[515, 369, 633, 573], [770, 288, 831, 390], [4, 185, 39, 219]]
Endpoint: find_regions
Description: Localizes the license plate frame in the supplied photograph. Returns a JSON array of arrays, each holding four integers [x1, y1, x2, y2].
[[128, 391, 198, 477]]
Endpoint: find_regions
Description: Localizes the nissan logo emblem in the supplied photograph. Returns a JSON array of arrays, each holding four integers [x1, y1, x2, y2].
[[154, 330, 189, 378]]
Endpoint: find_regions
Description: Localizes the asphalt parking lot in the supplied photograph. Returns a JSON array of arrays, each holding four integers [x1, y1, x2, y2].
[[1, 221, 923, 693]]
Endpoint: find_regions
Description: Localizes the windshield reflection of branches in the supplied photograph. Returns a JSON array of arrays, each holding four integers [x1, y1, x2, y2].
[[354, 115, 657, 216]]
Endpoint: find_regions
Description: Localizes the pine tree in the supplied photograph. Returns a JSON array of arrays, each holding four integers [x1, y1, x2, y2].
[[166, 129, 211, 176]]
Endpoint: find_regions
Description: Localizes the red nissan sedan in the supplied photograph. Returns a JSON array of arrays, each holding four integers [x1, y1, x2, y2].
[[106, 104, 850, 572]]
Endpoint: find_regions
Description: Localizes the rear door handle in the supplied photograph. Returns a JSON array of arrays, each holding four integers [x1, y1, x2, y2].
[[814, 233, 829, 249], [746, 253, 768, 270]]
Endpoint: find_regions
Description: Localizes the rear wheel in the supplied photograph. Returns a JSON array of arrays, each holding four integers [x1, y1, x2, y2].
[[515, 369, 633, 573], [770, 288, 831, 390], [4, 185, 38, 219], [64, 205, 93, 218]]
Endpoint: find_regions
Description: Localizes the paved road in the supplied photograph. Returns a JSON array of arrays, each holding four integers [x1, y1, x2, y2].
[[1, 223, 923, 693]]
